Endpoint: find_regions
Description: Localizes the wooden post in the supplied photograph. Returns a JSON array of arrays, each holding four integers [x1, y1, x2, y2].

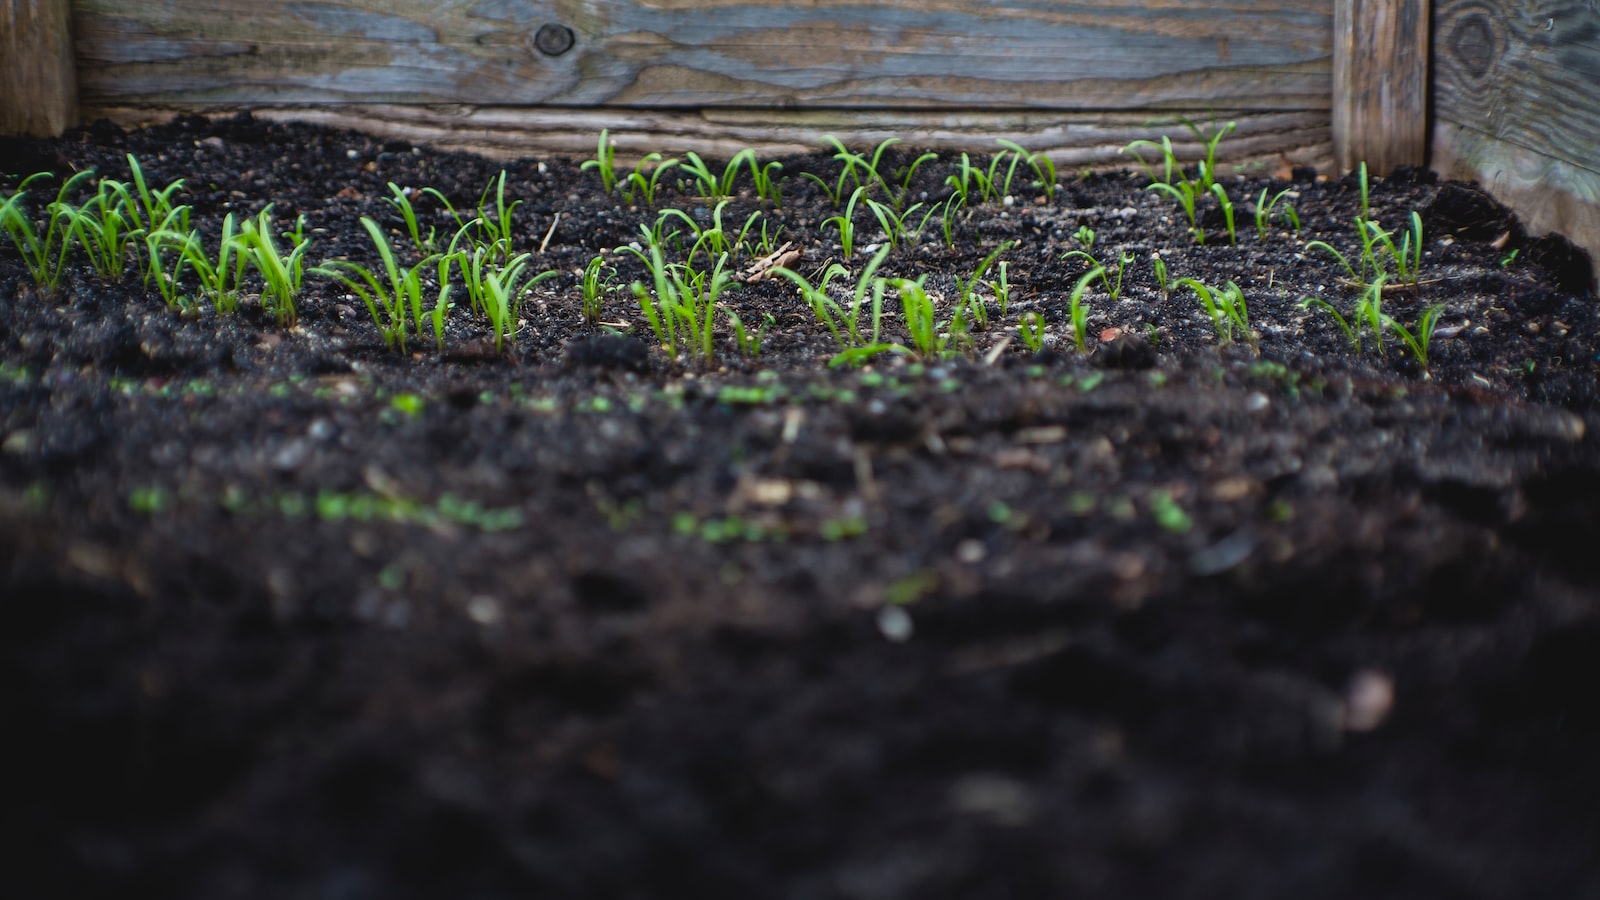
[[1, 0, 77, 137], [1333, 0, 1430, 175]]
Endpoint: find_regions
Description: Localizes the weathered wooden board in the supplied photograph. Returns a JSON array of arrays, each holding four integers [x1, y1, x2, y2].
[[1433, 0, 1600, 273], [1332, 0, 1429, 174], [1, 0, 77, 137], [74, 0, 1332, 112], [83, 104, 1335, 173]]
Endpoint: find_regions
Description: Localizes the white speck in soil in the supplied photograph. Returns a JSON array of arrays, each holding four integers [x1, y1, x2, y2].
[[1343, 670, 1396, 732], [877, 605, 913, 643], [956, 539, 987, 564]]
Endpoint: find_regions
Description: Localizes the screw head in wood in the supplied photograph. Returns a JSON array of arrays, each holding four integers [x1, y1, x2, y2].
[[532, 24, 575, 57]]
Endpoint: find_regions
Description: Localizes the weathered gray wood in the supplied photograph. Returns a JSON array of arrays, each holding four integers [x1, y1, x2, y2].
[[83, 103, 1335, 173], [1, 0, 77, 137], [1332, 0, 1429, 174], [74, 0, 1332, 112], [1433, 0, 1600, 276]]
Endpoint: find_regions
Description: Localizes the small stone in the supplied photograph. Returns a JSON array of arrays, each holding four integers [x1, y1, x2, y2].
[[956, 539, 987, 564], [271, 437, 312, 471], [877, 605, 914, 643], [466, 595, 502, 626], [949, 774, 1033, 827], [1343, 669, 1395, 732], [2, 429, 32, 454]]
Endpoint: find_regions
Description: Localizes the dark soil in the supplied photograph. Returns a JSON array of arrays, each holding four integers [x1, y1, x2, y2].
[[4, 113, 1600, 899]]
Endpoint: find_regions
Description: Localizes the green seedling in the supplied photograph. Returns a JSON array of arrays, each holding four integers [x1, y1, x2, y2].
[[940, 195, 965, 248], [891, 151, 939, 209], [727, 310, 776, 358], [1, 171, 95, 291], [996, 139, 1057, 201], [141, 211, 195, 312], [894, 277, 950, 359], [452, 243, 557, 351], [862, 196, 928, 250], [958, 240, 1016, 329], [581, 254, 613, 325], [981, 148, 1021, 200], [1211, 182, 1237, 244], [1178, 277, 1253, 347], [747, 155, 784, 207], [1357, 160, 1371, 222], [1062, 246, 1133, 302], [173, 212, 247, 314], [474, 170, 522, 258], [125, 155, 189, 237], [1300, 295, 1360, 353], [985, 260, 1012, 317], [1073, 225, 1095, 249], [773, 243, 891, 350], [1124, 119, 1234, 243], [581, 129, 619, 194], [1306, 206, 1425, 294], [1123, 132, 1205, 240], [1255, 186, 1300, 238], [945, 153, 996, 206], [1179, 116, 1235, 195], [805, 136, 898, 207], [1366, 211, 1425, 292], [237, 205, 311, 327], [64, 176, 140, 279], [385, 182, 441, 256], [747, 218, 787, 257], [1018, 310, 1046, 353], [824, 186, 867, 259], [626, 238, 734, 363], [1386, 303, 1445, 371], [1151, 255, 1169, 299], [1300, 273, 1391, 357], [1149, 489, 1193, 533], [681, 149, 754, 202], [1067, 266, 1103, 352], [313, 217, 442, 352], [621, 153, 678, 207], [654, 201, 762, 266]]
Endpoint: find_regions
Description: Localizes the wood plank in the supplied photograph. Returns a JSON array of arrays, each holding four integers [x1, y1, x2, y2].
[[1, 0, 77, 137], [1331, 0, 1430, 174], [1433, 0, 1600, 276], [74, 0, 1332, 112], [82, 103, 1335, 172]]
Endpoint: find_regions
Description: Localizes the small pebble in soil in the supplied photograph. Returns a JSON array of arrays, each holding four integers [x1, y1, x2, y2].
[[466, 595, 503, 627], [1188, 531, 1257, 577], [956, 539, 987, 564], [877, 605, 914, 643], [1343, 670, 1395, 732]]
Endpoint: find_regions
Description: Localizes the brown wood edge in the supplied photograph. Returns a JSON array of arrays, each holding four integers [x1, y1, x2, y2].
[[79, 104, 1336, 172], [1332, 0, 1430, 175], [0, 0, 77, 138]]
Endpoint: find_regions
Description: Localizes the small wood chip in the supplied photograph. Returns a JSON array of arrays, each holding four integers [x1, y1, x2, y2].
[[739, 241, 803, 284]]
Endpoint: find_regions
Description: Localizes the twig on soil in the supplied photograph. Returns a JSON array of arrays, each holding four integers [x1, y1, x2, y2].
[[539, 213, 560, 254]]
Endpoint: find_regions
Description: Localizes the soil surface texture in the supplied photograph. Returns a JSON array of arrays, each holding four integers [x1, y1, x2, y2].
[[3, 113, 1600, 899]]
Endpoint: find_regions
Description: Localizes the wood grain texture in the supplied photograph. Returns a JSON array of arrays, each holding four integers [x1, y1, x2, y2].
[[1, 0, 78, 136], [1331, 0, 1429, 174], [73, 0, 1332, 112], [83, 103, 1335, 172], [1433, 0, 1600, 273]]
